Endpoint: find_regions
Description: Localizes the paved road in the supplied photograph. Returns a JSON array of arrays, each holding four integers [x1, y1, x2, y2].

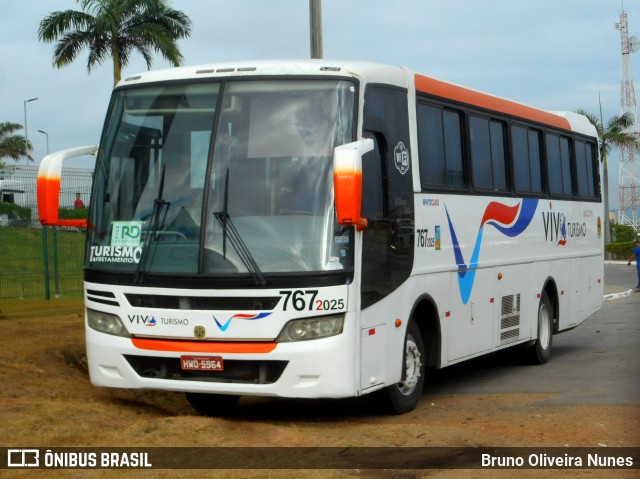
[[426, 263, 640, 406], [605, 261, 640, 292]]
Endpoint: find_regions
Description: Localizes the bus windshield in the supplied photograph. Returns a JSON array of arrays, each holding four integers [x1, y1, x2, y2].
[[87, 79, 356, 279]]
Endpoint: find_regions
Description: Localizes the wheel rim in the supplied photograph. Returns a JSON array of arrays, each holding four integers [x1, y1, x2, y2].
[[398, 334, 422, 395], [538, 302, 551, 350]]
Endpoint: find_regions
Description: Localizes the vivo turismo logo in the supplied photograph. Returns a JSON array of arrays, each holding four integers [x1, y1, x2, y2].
[[542, 205, 587, 246], [127, 315, 189, 326]]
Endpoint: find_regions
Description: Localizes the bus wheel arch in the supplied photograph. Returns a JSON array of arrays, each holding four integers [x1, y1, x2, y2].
[[375, 295, 440, 414], [409, 295, 441, 368]]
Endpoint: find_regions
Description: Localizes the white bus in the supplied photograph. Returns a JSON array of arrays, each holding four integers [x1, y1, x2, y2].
[[38, 60, 603, 415]]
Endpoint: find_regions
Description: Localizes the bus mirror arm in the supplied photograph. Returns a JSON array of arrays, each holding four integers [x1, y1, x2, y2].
[[333, 139, 374, 231], [37, 145, 98, 228]]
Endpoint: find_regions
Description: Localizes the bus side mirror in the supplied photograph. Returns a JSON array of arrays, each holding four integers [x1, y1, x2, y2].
[[38, 145, 98, 228], [333, 139, 374, 231]]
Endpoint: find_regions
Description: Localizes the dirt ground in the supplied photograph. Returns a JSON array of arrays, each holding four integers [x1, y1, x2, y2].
[[1, 312, 638, 478]]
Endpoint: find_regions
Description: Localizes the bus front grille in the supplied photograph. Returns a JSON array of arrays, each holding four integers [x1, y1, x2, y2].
[[124, 355, 288, 384], [124, 294, 282, 311]]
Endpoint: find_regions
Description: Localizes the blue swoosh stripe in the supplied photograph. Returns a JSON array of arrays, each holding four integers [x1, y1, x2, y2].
[[446, 199, 538, 304]]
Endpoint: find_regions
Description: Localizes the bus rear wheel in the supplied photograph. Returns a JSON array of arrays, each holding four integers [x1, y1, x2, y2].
[[377, 319, 425, 414], [185, 392, 240, 417], [527, 291, 553, 365]]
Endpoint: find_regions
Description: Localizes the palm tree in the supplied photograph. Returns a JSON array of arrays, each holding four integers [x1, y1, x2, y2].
[[38, 0, 192, 85], [576, 109, 639, 245], [0, 122, 33, 164]]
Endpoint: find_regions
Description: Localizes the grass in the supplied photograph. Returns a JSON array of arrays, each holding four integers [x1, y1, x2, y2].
[[0, 226, 85, 318], [0, 297, 84, 319]]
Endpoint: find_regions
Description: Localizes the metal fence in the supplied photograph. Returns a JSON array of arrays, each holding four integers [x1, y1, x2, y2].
[[0, 224, 86, 318], [0, 165, 93, 220], [0, 166, 92, 319]]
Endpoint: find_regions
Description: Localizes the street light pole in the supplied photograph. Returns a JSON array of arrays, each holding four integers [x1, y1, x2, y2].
[[38, 130, 50, 155], [23, 97, 39, 165], [309, 0, 323, 59], [38, 129, 58, 297]]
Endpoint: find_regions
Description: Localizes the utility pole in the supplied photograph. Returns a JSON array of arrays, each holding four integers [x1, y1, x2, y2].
[[23, 97, 38, 164], [310, 0, 323, 59]]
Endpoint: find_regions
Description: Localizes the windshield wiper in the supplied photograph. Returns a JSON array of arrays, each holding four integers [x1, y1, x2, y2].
[[134, 164, 171, 283], [214, 169, 266, 287]]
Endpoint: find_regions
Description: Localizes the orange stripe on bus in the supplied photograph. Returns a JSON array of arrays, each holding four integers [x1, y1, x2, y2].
[[414, 74, 572, 131], [131, 338, 277, 354]]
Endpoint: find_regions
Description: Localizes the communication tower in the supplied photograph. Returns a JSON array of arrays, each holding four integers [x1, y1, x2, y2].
[[616, 8, 640, 231]]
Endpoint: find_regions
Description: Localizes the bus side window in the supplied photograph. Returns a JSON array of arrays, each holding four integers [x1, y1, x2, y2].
[[512, 125, 543, 195], [575, 140, 597, 198], [416, 103, 465, 189]]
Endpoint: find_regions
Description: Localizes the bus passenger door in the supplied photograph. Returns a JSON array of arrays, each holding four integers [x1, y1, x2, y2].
[[358, 84, 414, 390]]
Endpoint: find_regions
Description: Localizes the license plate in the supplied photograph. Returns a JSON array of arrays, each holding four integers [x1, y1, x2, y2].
[[180, 355, 224, 371]]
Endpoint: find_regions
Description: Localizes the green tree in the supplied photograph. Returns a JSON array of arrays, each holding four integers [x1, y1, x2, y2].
[[0, 122, 33, 163], [38, 0, 192, 85], [575, 110, 639, 245]]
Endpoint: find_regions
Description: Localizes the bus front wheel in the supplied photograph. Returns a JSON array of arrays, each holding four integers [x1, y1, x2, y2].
[[377, 319, 425, 414], [185, 392, 240, 417]]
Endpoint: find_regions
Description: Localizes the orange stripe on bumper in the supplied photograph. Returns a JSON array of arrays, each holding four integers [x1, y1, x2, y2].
[[131, 338, 277, 354]]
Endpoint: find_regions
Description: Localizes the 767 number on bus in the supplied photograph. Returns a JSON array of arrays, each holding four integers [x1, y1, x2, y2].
[[279, 290, 345, 312]]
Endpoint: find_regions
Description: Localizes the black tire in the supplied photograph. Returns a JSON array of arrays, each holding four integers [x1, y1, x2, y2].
[[185, 392, 240, 417], [527, 291, 553, 365], [377, 319, 425, 414]]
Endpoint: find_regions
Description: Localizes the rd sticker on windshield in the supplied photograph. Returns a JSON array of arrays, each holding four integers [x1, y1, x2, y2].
[[111, 221, 143, 247]]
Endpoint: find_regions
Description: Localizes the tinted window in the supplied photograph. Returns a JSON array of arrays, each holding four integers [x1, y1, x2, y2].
[[470, 116, 492, 189], [417, 103, 464, 188], [470, 115, 507, 192], [443, 110, 464, 186], [546, 134, 574, 197], [419, 105, 444, 185], [585, 143, 595, 197], [575, 140, 597, 198], [362, 133, 384, 220], [512, 125, 542, 194], [546, 134, 563, 195], [490, 120, 507, 191], [362, 86, 414, 308], [512, 126, 529, 192], [560, 137, 573, 195], [528, 129, 542, 193]]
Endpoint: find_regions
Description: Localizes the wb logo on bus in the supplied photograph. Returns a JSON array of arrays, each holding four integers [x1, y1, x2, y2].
[[111, 221, 143, 247], [393, 141, 410, 175]]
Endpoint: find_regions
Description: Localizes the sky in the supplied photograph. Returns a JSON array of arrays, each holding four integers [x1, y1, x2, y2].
[[1, 0, 640, 209]]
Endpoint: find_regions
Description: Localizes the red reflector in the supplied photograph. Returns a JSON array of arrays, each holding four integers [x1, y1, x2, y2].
[[537, 293, 541, 298], [445, 311, 451, 318], [489, 298, 494, 303], [368, 328, 376, 335]]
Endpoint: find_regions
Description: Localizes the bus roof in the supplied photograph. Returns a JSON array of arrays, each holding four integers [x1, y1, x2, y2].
[[118, 59, 408, 89], [118, 59, 596, 138]]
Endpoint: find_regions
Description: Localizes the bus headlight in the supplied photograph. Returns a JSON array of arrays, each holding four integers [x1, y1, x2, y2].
[[87, 309, 130, 337], [277, 315, 344, 342]]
